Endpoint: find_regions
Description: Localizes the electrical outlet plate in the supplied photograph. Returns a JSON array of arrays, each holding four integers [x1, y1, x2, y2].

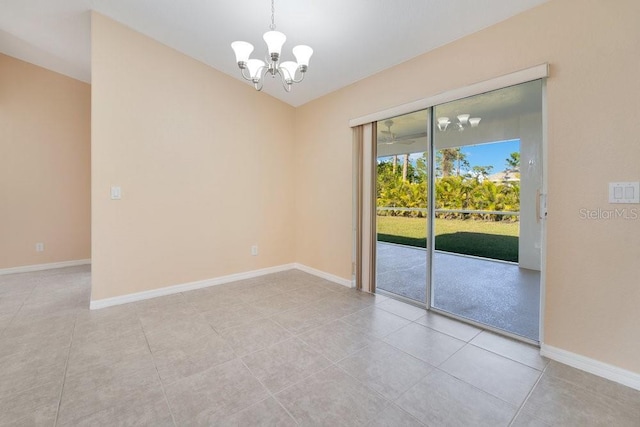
[[609, 182, 639, 204], [110, 186, 122, 200]]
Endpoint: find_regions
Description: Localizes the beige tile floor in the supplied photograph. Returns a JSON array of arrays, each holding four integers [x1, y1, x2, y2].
[[1, 266, 639, 426]]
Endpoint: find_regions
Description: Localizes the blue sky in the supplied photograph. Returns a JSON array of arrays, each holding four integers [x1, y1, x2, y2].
[[461, 139, 520, 173]]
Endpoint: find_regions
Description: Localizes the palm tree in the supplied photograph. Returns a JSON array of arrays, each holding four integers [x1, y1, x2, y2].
[[437, 148, 468, 177], [505, 152, 520, 171], [402, 154, 409, 181]]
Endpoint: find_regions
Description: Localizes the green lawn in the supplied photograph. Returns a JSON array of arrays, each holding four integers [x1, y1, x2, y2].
[[376, 216, 519, 262]]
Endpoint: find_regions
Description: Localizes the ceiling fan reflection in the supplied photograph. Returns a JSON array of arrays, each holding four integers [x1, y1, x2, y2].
[[380, 120, 416, 145]]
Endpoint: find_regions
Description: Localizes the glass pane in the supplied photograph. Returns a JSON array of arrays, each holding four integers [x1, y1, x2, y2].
[[375, 109, 429, 303], [432, 80, 543, 341]]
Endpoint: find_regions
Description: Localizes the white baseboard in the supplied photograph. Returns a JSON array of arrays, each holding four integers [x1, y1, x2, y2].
[[294, 263, 353, 288], [541, 344, 640, 391], [0, 259, 91, 276], [90, 262, 353, 310], [90, 263, 297, 310]]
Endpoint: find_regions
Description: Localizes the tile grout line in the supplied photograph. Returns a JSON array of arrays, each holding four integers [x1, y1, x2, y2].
[[135, 285, 305, 424], [379, 324, 466, 369], [431, 364, 528, 412], [212, 276, 335, 425], [409, 315, 484, 343], [237, 357, 301, 425], [136, 314, 179, 427], [257, 320, 429, 425], [538, 365, 632, 405], [406, 314, 543, 373], [307, 322, 431, 427], [252, 351, 337, 399], [330, 355, 426, 424], [53, 311, 79, 427], [0, 279, 40, 339], [179, 291, 223, 336], [507, 368, 545, 426], [466, 340, 548, 372], [377, 320, 529, 414]]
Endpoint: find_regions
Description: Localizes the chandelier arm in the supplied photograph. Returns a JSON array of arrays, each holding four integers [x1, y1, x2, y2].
[[290, 70, 306, 84], [275, 68, 293, 91], [275, 65, 305, 84], [240, 67, 254, 82], [257, 64, 269, 82], [280, 79, 292, 92], [254, 78, 264, 91]]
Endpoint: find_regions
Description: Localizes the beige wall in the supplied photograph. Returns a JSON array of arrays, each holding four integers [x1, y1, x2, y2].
[[91, 13, 296, 300], [295, 0, 640, 373], [0, 54, 91, 269]]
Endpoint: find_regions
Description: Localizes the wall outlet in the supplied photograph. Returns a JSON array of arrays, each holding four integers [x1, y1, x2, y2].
[[110, 185, 122, 200], [251, 245, 258, 256], [35, 243, 44, 252]]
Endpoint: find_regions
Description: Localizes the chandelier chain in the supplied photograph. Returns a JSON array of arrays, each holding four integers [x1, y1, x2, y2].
[[269, 0, 276, 30]]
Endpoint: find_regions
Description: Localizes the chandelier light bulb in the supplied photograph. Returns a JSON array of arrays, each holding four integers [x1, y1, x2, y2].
[[469, 117, 481, 127], [263, 30, 286, 59], [437, 117, 450, 131], [246, 59, 266, 80], [457, 114, 470, 125], [279, 61, 299, 82], [231, 41, 254, 64], [292, 45, 313, 69]]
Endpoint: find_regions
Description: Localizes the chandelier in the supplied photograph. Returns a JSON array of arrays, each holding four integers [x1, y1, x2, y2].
[[437, 114, 481, 131], [230, 0, 313, 92]]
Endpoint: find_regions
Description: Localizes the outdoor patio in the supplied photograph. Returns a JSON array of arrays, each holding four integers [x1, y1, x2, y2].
[[376, 242, 540, 341]]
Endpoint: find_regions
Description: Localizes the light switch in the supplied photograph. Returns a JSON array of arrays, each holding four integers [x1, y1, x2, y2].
[[614, 186, 623, 199], [609, 182, 639, 204], [625, 186, 635, 199], [110, 186, 122, 200]]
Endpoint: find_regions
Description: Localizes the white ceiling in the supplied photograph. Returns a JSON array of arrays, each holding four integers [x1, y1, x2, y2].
[[0, 0, 549, 107]]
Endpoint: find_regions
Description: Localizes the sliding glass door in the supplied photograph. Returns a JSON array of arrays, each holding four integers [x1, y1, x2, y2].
[[375, 110, 429, 303], [373, 80, 543, 342], [430, 80, 543, 341]]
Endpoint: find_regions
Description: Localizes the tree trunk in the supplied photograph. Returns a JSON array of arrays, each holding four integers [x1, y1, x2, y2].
[[392, 155, 398, 174], [402, 154, 409, 181]]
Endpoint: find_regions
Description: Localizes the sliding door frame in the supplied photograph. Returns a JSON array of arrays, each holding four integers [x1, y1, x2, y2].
[[426, 108, 435, 309], [352, 64, 549, 344]]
